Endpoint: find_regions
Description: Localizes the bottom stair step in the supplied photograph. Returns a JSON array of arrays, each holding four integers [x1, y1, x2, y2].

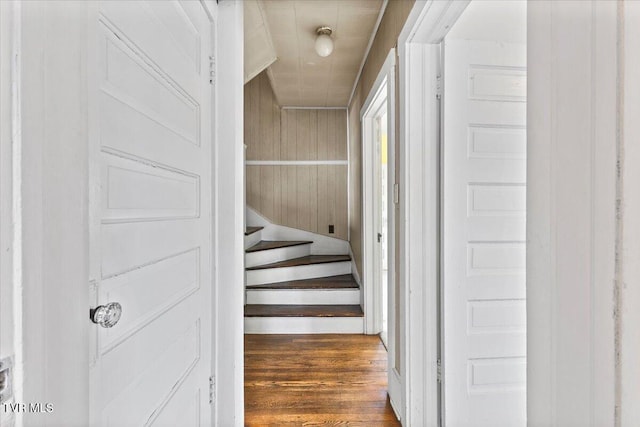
[[244, 304, 363, 317], [244, 304, 364, 334]]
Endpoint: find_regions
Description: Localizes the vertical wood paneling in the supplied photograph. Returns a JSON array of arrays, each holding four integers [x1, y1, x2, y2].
[[317, 165, 329, 235], [273, 100, 281, 161], [317, 110, 328, 160], [245, 71, 349, 239], [259, 166, 274, 220], [309, 110, 317, 160], [327, 109, 337, 160], [246, 166, 261, 212], [281, 166, 297, 228], [296, 110, 307, 160], [285, 110, 297, 160], [250, 77, 260, 159], [273, 165, 282, 223], [335, 165, 348, 240], [347, 0, 414, 275], [259, 75, 272, 160], [336, 110, 348, 160]]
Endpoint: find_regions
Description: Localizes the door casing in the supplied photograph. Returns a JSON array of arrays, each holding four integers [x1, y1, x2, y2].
[[360, 48, 402, 420]]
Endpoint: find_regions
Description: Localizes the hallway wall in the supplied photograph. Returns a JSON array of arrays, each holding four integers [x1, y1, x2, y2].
[[245, 72, 349, 240], [347, 0, 414, 292]]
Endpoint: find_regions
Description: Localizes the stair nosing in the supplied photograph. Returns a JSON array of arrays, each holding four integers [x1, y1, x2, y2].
[[246, 240, 313, 253], [246, 274, 358, 290], [244, 304, 364, 318], [246, 255, 351, 271], [244, 226, 264, 236]]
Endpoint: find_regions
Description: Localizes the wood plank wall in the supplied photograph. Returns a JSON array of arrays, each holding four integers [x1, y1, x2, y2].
[[348, 0, 414, 286], [245, 72, 349, 240], [347, 0, 415, 373]]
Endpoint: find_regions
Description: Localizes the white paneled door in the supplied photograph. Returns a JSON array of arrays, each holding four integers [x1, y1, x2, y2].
[[88, 2, 213, 426], [443, 39, 527, 427]]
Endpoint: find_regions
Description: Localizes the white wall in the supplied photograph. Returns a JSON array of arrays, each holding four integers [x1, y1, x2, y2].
[[0, 3, 16, 425], [17, 1, 90, 425], [527, 1, 617, 425], [619, 1, 640, 424]]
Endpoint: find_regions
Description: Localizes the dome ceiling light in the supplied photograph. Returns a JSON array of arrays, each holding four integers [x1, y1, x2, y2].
[[314, 26, 334, 57]]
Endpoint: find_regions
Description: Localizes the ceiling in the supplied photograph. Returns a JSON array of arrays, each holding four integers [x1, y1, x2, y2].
[[244, 0, 278, 83], [254, 0, 384, 107]]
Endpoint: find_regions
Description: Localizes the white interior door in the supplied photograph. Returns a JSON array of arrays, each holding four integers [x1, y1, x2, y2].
[[443, 39, 527, 426], [88, 1, 213, 426]]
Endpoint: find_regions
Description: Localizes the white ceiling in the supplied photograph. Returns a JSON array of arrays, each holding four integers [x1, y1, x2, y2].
[[259, 0, 384, 107], [244, 0, 278, 83]]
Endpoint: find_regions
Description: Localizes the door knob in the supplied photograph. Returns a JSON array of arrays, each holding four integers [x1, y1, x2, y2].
[[90, 302, 122, 328]]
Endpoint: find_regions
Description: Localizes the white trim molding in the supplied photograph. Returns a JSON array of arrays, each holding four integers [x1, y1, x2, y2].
[[360, 47, 403, 422], [246, 160, 347, 166], [215, 1, 245, 425], [397, 1, 468, 426], [360, 49, 396, 336], [280, 106, 347, 110]]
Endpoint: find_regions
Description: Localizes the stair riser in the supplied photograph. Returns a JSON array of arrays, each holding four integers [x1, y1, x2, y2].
[[245, 244, 311, 268], [244, 230, 262, 250], [246, 261, 351, 286], [244, 316, 364, 334], [246, 288, 360, 305]]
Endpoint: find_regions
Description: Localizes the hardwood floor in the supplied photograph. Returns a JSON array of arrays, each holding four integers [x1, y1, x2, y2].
[[245, 334, 401, 426]]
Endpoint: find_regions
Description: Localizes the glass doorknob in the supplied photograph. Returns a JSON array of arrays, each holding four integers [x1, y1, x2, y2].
[[90, 302, 122, 328]]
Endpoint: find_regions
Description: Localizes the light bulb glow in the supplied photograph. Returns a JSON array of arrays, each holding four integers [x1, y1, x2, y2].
[[315, 34, 334, 57]]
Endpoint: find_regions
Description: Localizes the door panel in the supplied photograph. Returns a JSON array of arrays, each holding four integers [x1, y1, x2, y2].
[[89, 2, 213, 426], [443, 39, 526, 427]]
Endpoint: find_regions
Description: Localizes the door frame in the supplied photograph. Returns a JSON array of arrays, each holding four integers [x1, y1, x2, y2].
[[396, 1, 469, 426], [6, 0, 244, 425], [360, 48, 403, 418], [361, 49, 395, 337]]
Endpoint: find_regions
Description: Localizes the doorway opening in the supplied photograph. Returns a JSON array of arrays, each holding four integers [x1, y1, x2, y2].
[[361, 49, 401, 417]]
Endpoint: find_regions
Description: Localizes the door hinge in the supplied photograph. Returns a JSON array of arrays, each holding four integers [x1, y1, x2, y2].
[[436, 74, 442, 100], [437, 359, 442, 383], [393, 183, 399, 205], [209, 375, 215, 404], [209, 55, 216, 85]]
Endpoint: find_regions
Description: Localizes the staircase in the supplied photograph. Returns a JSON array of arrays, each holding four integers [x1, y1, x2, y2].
[[243, 225, 364, 334]]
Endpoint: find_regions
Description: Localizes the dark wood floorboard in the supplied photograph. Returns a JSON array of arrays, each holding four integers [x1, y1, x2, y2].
[[246, 240, 313, 253], [246, 255, 351, 270], [246, 274, 358, 290], [245, 334, 400, 426], [244, 304, 364, 317]]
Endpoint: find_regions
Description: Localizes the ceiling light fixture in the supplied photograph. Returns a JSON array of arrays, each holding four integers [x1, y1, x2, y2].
[[314, 26, 334, 57]]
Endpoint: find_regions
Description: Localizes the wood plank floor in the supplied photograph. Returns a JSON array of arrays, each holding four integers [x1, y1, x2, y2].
[[245, 334, 401, 426]]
